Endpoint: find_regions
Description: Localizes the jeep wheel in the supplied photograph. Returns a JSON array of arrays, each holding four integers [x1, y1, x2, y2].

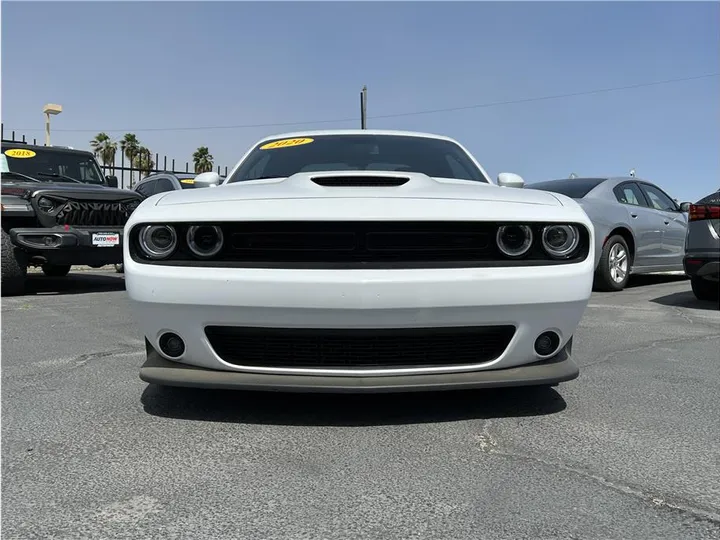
[[594, 235, 630, 292], [691, 276, 719, 304], [1, 229, 27, 296], [41, 264, 71, 277]]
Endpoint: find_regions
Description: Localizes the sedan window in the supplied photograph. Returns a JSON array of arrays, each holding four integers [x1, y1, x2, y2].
[[640, 184, 678, 212], [614, 183, 647, 207]]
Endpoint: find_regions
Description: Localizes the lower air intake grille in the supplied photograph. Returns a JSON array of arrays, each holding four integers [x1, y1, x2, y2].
[[204, 325, 516, 370]]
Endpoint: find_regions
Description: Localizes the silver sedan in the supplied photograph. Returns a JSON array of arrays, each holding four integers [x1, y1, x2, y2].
[[526, 177, 690, 291]]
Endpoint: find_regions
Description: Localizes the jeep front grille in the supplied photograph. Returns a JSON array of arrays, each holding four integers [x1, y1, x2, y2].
[[54, 200, 134, 227]]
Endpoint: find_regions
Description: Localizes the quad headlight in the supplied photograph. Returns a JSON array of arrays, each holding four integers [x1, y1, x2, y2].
[[186, 225, 224, 258], [138, 224, 177, 259], [541, 225, 579, 258], [496, 225, 533, 257]]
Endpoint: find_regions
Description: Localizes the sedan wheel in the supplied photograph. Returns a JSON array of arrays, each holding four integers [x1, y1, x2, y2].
[[608, 243, 628, 284], [594, 235, 631, 291]]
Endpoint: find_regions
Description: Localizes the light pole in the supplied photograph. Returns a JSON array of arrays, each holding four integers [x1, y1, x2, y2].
[[43, 103, 62, 146], [360, 86, 367, 129]]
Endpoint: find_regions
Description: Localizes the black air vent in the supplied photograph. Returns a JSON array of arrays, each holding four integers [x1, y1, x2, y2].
[[311, 176, 409, 187], [204, 325, 516, 370]]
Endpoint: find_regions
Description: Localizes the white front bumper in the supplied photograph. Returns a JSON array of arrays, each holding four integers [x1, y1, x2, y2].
[[126, 257, 594, 376]]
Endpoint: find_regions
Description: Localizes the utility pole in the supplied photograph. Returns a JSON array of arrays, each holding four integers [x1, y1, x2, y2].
[[43, 103, 62, 146], [360, 85, 367, 129]]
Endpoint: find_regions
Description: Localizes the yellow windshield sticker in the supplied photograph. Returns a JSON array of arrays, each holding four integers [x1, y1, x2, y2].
[[4, 149, 36, 158], [260, 137, 314, 150], [180, 179, 195, 184]]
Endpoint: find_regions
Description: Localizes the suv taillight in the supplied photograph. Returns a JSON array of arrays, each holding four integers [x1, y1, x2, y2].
[[688, 204, 720, 221]]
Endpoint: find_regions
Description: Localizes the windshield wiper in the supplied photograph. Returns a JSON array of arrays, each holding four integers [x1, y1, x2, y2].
[[36, 172, 83, 184], [1, 171, 42, 183]]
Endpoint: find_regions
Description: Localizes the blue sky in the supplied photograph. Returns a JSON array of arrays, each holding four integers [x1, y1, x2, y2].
[[2, 1, 719, 201]]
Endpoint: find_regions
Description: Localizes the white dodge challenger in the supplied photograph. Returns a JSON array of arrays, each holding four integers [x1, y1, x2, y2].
[[124, 130, 595, 392]]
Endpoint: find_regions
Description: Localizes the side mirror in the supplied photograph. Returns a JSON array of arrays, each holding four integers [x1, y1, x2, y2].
[[497, 172, 525, 189], [679, 202, 691, 212], [194, 171, 222, 188], [106, 175, 118, 188]]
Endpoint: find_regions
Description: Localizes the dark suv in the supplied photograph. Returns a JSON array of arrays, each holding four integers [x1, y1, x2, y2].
[[1, 141, 142, 296], [683, 189, 720, 303]]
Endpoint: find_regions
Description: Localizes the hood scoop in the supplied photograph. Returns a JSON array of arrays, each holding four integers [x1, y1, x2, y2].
[[310, 175, 410, 187]]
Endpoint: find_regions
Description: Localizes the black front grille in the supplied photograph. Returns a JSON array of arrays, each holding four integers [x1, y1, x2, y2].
[[225, 221, 494, 264], [130, 220, 591, 268], [204, 325, 516, 370], [53, 200, 134, 227]]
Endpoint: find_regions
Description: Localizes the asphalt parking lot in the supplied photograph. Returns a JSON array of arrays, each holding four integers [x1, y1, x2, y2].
[[2, 271, 719, 540]]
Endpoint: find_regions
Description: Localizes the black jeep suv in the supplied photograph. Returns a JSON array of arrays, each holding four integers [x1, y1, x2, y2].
[[1, 141, 142, 296]]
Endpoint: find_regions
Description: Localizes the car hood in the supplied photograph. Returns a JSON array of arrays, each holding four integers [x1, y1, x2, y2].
[[154, 171, 564, 207], [2, 180, 138, 199]]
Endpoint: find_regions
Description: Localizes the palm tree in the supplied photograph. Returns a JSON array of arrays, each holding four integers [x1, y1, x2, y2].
[[193, 146, 214, 173], [132, 146, 155, 182], [90, 133, 117, 174], [120, 133, 141, 184]]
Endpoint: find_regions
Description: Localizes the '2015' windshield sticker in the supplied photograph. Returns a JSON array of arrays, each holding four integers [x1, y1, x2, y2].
[[4, 149, 37, 159], [260, 138, 314, 150]]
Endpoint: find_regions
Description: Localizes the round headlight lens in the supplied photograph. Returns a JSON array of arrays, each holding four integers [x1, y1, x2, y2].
[[186, 225, 224, 258], [542, 225, 579, 258], [138, 225, 177, 259], [496, 225, 533, 257], [38, 197, 55, 213]]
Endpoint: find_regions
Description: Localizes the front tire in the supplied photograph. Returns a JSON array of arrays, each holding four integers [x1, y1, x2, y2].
[[594, 235, 630, 291], [41, 264, 71, 277], [1, 229, 27, 296], [691, 276, 719, 303]]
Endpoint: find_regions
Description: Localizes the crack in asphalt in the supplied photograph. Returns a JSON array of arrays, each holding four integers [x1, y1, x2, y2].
[[11, 346, 144, 383], [579, 334, 720, 369], [476, 420, 720, 529], [671, 305, 697, 325]]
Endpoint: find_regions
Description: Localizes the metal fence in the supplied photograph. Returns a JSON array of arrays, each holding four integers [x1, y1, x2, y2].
[[1, 124, 229, 190]]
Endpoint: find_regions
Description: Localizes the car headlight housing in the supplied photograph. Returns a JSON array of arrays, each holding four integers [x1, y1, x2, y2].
[[496, 225, 533, 257], [138, 224, 177, 259], [542, 225, 580, 258], [37, 196, 55, 213], [186, 225, 224, 258]]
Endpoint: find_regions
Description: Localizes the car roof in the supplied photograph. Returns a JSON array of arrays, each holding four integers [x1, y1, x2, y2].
[[254, 129, 461, 145], [1, 141, 94, 157], [143, 172, 196, 179], [535, 176, 661, 187]]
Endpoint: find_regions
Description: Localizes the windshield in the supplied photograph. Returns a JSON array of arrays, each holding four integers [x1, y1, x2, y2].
[[526, 177, 607, 199], [226, 134, 489, 183], [1, 146, 106, 185]]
